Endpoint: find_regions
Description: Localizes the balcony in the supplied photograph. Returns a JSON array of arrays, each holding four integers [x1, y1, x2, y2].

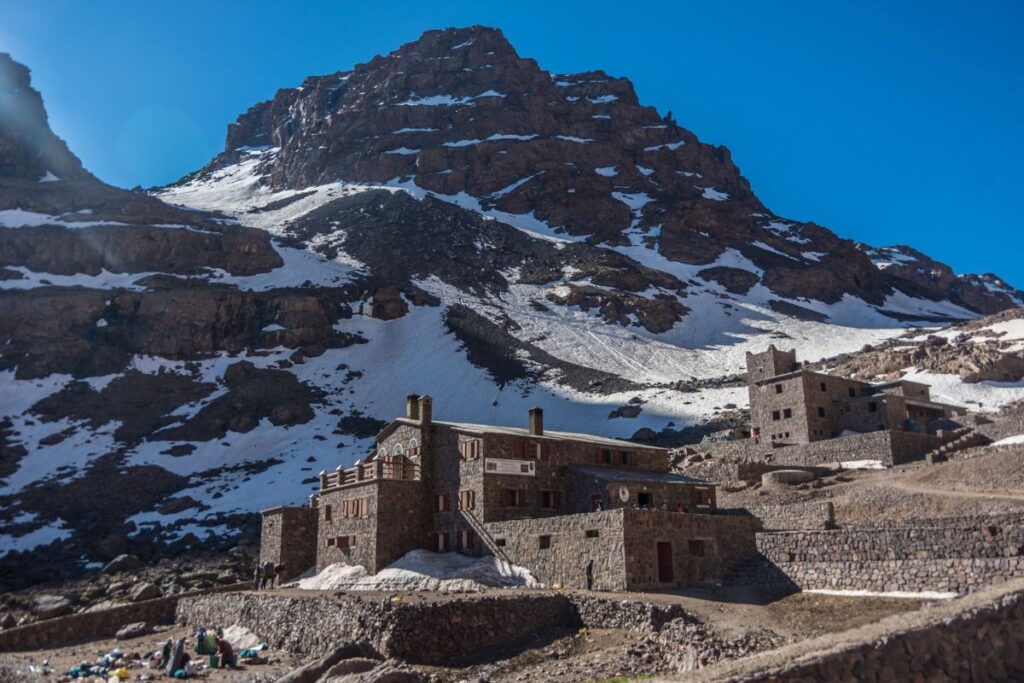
[[320, 457, 421, 491]]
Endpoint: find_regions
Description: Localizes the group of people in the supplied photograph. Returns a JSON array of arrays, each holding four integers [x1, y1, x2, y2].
[[252, 560, 286, 590]]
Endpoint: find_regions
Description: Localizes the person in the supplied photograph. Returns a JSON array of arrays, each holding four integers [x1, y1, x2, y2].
[[157, 639, 173, 669], [252, 562, 263, 591], [215, 636, 236, 668], [261, 560, 276, 589], [275, 562, 287, 587]]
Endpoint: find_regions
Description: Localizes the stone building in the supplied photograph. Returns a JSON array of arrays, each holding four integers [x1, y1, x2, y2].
[[261, 395, 754, 591], [746, 345, 965, 446]]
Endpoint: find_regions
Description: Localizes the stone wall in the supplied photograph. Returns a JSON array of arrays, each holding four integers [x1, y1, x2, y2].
[[684, 577, 1024, 682], [753, 521, 1024, 593], [695, 430, 942, 468], [621, 510, 758, 590], [739, 502, 834, 531], [0, 584, 246, 652], [484, 509, 628, 590], [260, 506, 317, 580], [175, 591, 573, 664]]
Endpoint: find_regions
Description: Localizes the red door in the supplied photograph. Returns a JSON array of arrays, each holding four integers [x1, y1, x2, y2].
[[657, 542, 674, 583]]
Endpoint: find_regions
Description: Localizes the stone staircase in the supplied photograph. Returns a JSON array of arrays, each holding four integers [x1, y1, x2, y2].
[[925, 428, 991, 463]]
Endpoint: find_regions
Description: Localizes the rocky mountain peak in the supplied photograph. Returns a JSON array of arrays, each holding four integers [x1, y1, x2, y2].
[[0, 54, 94, 183]]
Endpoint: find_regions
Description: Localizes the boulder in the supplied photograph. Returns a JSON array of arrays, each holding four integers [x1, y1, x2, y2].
[[33, 594, 72, 619], [128, 582, 160, 602], [761, 470, 815, 487], [115, 621, 151, 640], [102, 554, 142, 575]]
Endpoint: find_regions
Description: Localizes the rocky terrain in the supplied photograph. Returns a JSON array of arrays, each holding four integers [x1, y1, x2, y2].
[[1, 26, 1023, 589]]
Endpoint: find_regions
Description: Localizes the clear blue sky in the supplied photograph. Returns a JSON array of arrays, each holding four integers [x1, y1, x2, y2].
[[2, 1, 1021, 287]]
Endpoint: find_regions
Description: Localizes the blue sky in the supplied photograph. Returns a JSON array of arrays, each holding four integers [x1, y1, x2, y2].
[[2, 1, 1021, 287]]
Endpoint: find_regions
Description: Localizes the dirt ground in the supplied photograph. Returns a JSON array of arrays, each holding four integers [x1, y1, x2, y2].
[[717, 443, 1024, 525], [0, 588, 930, 683], [0, 625, 299, 683]]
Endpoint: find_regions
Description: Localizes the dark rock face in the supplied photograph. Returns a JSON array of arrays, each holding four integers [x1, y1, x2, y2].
[[196, 26, 1020, 313], [0, 223, 282, 277], [0, 286, 359, 379], [0, 54, 93, 182]]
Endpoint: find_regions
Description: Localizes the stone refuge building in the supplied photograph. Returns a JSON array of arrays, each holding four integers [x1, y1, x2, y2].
[[261, 395, 757, 591], [683, 346, 969, 470], [747, 345, 966, 445]]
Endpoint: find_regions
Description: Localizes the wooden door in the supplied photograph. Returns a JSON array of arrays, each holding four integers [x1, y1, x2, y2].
[[656, 542, 674, 583]]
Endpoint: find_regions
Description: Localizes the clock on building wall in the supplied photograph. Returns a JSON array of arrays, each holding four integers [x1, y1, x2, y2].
[[618, 486, 630, 502]]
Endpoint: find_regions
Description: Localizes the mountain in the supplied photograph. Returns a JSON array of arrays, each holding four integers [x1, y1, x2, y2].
[[1, 28, 1022, 587]]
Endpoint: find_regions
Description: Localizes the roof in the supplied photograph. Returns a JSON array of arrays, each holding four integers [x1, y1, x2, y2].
[[390, 417, 667, 451], [568, 464, 710, 485]]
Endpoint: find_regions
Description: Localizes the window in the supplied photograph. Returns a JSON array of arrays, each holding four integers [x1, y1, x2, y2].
[[585, 529, 600, 538], [775, 384, 783, 394], [541, 490, 562, 509], [326, 537, 335, 547], [494, 538, 506, 547], [458, 529, 473, 550], [637, 492, 652, 508], [458, 439, 481, 460], [436, 532, 449, 552], [436, 493, 450, 512], [783, 408, 792, 419], [458, 490, 476, 511], [598, 448, 612, 464], [784, 431, 790, 438], [392, 443, 404, 456], [538, 535, 552, 550], [501, 489, 525, 507], [688, 540, 706, 557], [868, 401, 878, 413], [324, 505, 332, 521], [338, 535, 355, 549], [817, 407, 826, 417], [848, 387, 856, 398], [771, 410, 781, 421], [820, 382, 827, 392]]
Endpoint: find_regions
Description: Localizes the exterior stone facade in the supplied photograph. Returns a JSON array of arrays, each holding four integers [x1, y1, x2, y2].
[[690, 428, 943, 469], [262, 395, 741, 589], [260, 506, 317, 580], [745, 345, 964, 447]]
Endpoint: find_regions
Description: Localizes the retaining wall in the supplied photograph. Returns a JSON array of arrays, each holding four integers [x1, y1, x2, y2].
[[741, 502, 834, 531], [753, 522, 1024, 593], [175, 591, 574, 664], [690, 430, 941, 468], [0, 583, 246, 652], [683, 577, 1024, 682]]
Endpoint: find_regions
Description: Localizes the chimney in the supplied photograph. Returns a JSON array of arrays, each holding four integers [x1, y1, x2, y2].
[[418, 395, 432, 425], [406, 394, 420, 421], [528, 407, 544, 436]]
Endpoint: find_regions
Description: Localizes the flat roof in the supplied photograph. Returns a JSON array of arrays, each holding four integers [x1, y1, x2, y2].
[[568, 464, 710, 485], [391, 417, 667, 451]]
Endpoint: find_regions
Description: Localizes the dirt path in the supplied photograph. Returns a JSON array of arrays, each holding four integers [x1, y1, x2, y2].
[[889, 478, 1024, 502]]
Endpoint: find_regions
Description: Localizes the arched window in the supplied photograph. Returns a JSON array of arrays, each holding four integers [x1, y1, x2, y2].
[[408, 437, 419, 450], [392, 443, 404, 457]]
